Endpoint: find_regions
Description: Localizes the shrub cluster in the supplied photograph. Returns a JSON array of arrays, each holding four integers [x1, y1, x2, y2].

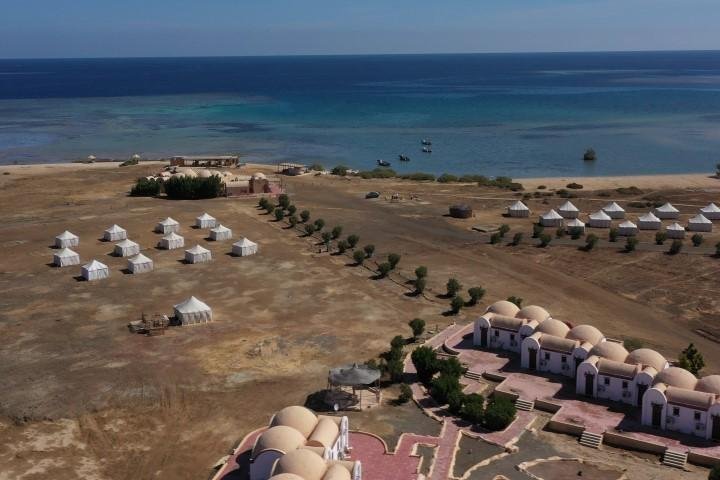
[[130, 177, 162, 196], [164, 175, 223, 200]]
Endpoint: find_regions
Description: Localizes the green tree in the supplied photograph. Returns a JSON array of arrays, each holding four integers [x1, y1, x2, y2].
[[446, 278, 462, 297], [609, 228, 619, 242], [556, 227, 566, 238], [331, 165, 349, 176], [388, 253, 401, 269], [511, 232, 523, 246], [273, 207, 285, 221], [337, 240, 349, 254], [278, 194, 290, 209], [314, 218, 325, 231], [507, 296, 523, 307], [692, 233, 704, 247], [287, 205, 297, 216], [265, 203, 276, 215], [408, 318, 426, 340], [532, 224, 544, 239], [363, 244, 375, 258], [467, 287, 486, 306], [378, 262, 392, 278], [321, 231, 332, 244], [258, 197, 269, 210], [430, 373, 462, 405], [584, 233, 599, 251], [415, 266, 428, 279], [483, 396, 517, 431], [450, 296, 464, 314], [130, 177, 161, 196], [539, 233, 552, 247], [304, 224, 315, 236], [438, 357, 466, 379], [386, 358, 404, 383], [347, 234, 359, 248], [490, 233, 502, 244], [625, 237, 639, 252], [390, 335, 405, 351], [669, 239, 683, 255], [331, 225, 343, 239], [460, 394, 485, 424], [411, 346, 439, 384], [708, 464, 720, 480], [397, 384, 412, 404], [300, 210, 311, 223], [415, 277, 427, 295], [655, 231, 667, 245], [309, 163, 324, 171], [353, 249, 366, 266], [570, 228, 583, 240], [288, 215, 298, 228], [447, 389, 465, 415], [677, 343, 705, 376], [498, 224, 510, 238]]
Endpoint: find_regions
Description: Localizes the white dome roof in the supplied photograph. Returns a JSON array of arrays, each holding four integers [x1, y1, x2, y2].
[[567, 324, 603, 345], [654, 367, 697, 390], [536, 318, 570, 337], [589, 342, 629, 362], [486, 300, 520, 317], [516, 305, 550, 322]]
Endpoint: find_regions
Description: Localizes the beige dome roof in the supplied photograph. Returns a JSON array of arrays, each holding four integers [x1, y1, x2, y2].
[[516, 305, 550, 322], [252, 426, 306, 458], [654, 367, 697, 390], [196, 169, 213, 178], [589, 342, 629, 362], [273, 448, 327, 480], [271, 406, 318, 438], [567, 325, 604, 345], [696, 375, 720, 395], [626, 348, 667, 371], [323, 464, 352, 480], [536, 318, 570, 337], [486, 300, 520, 317], [269, 474, 306, 480]]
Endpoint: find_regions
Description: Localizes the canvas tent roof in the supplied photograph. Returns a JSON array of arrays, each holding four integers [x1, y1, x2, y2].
[[57, 230, 78, 240], [83, 259, 107, 271], [128, 253, 152, 265], [115, 239, 138, 248], [689, 214, 712, 224], [656, 203, 679, 213], [558, 201, 579, 212], [619, 220, 637, 228], [197, 212, 215, 221], [328, 363, 381, 386], [667, 222, 685, 231], [541, 209, 563, 220], [106, 224, 125, 233], [701, 203, 720, 213], [589, 210, 611, 221], [173, 296, 211, 314], [603, 202, 625, 212], [186, 244, 210, 255], [508, 201, 529, 211], [159, 217, 179, 226], [163, 232, 183, 241], [565, 218, 585, 227], [234, 237, 257, 247], [55, 247, 78, 258], [211, 224, 231, 233], [638, 212, 660, 222]]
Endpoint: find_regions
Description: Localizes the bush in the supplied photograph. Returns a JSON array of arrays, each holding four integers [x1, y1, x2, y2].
[[539, 233, 552, 247], [625, 237, 639, 252], [483, 396, 517, 431], [446, 278, 462, 297], [378, 262, 392, 278], [609, 228, 618, 242], [450, 296, 464, 314], [415, 266, 428, 279], [164, 175, 223, 199], [314, 219, 325, 231], [287, 205, 297, 216], [490, 233, 502, 244], [467, 287, 486, 306], [623, 337, 644, 351], [566, 182, 584, 189], [278, 194, 290, 209], [359, 168, 397, 179], [321, 231, 332, 247], [337, 240, 349, 254], [437, 173, 459, 183], [408, 318, 426, 339], [411, 346, 439, 384], [532, 224, 544, 238], [692, 233, 704, 247], [511, 232, 523, 246], [669, 239, 683, 255], [584, 234, 599, 251], [273, 208, 285, 221], [309, 163, 324, 171], [677, 343, 705, 376], [386, 358, 404, 383], [655, 231, 667, 245], [507, 296, 523, 307], [459, 174, 488, 183], [478, 176, 524, 191], [415, 277, 427, 295], [570, 228, 583, 240], [363, 244, 375, 258], [400, 172, 436, 181], [304, 224, 315, 236], [130, 178, 161, 196], [353, 249, 365, 265], [331, 225, 343, 239], [716, 241, 720, 257], [430, 373, 463, 405], [708, 464, 720, 480], [616, 186, 643, 195], [537, 185, 547, 190], [259, 197, 269, 209], [331, 165, 349, 176], [288, 215, 298, 227], [397, 384, 412, 404], [447, 390, 465, 415], [387, 253, 401, 269], [347, 234, 359, 248], [498, 224, 510, 238], [265, 202, 276, 215], [556, 227, 565, 238], [460, 394, 485, 424], [299, 210, 310, 223]]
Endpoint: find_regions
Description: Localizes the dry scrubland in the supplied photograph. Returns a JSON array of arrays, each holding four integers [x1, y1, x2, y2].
[[0, 164, 719, 480]]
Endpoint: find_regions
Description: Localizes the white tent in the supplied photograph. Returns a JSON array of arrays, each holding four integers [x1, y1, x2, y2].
[[232, 237, 258, 257], [558, 201, 580, 219], [114, 239, 140, 257], [159, 232, 184, 250], [53, 248, 80, 267], [55, 230, 79, 248], [588, 210, 612, 228], [185, 245, 212, 264], [654, 203, 679, 219], [565, 218, 585, 234], [700, 203, 720, 220], [173, 296, 212, 325], [155, 217, 180, 234], [638, 212, 662, 230], [196, 212, 217, 229], [507, 201, 530, 218], [209, 224, 232, 241], [81, 260, 109, 281], [539, 209, 564, 227], [618, 220, 638, 236], [665, 222, 686, 239], [687, 214, 713, 232], [103, 224, 127, 241], [602, 202, 626, 219], [127, 253, 154, 274]]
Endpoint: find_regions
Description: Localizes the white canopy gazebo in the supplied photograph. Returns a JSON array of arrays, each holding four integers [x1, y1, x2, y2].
[[173, 296, 212, 325], [185, 245, 212, 264], [588, 210, 612, 228], [155, 217, 180, 234], [539, 209, 564, 227], [55, 230, 79, 248], [114, 239, 140, 257], [196, 212, 217, 229], [687, 214, 713, 232], [558, 201, 580, 219], [565, 218, 585, 234], [507, 201, 530, 218], [209, 224, 232, 241], [638, 212, 661, 230], [602, 202, 625, 219], [128, 253, 154, 274], [159, 232, 184, 250], [81, 260, 109, 281], [654, 203, 679, 219], [53, 248, 80, 267], [665, 222, 686, 239], [618, 220, 638, 236], [232, 237, 258, 257], [700, 203, 720, 220], [103, 224, 127, 241]]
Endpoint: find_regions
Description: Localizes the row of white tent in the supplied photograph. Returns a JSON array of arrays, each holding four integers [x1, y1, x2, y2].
[[508, 200, 720, 221], [538, 209, 714, 234], [155, 213, 222, 234]]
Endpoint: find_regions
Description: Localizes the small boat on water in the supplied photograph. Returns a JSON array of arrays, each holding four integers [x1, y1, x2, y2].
[[421, 139, 432, 146], [422, 146, 432, 153], [398, 154, 410, 162], [377, 159, 391, 167]]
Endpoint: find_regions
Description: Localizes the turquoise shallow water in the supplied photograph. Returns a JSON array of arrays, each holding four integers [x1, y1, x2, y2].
[[1, 52, 720, 176]]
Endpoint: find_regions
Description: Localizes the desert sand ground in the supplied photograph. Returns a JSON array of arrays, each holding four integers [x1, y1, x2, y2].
[[0, 163, 718, 480]]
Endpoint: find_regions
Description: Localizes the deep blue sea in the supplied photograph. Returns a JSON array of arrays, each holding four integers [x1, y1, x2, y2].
[[1, 51, 720, 177]]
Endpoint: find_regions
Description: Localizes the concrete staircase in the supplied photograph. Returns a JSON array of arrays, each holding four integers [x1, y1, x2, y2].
[[662, 449, 688, 469], [515, 398, 534, 411], [464, 370, 483, 382], [579, 430, 603, 449]]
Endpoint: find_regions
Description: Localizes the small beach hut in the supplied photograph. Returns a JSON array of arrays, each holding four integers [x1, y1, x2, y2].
[[81, 260, 109, 281], [449, 204, 473, 219], [687, 214, 713, 232], [638, 212, 662, 230], [232, 237, 258, 257], [618, 220, 638, 236], [665, 222, 686, 239], [507, 201, 530, 218], [209, 224, 232, 241], [127, 253, 154, 274], [588, 210, 612, 228], [654, 203, 680, 219], [155, 217, 180, 234], [53, 248, 80, 267], [114, 239, 140, 257], [195, 212, 216, 229], [185, 245, 212, 264], [565, 218, 585, 234], [159, 232, 184, 250], [558, 201, 580, 219], [700, 203, 720, 220], [173, 296, 212, 325], [55, 230, 79, 248], [602, 202, 625, 219], [103, 224, 127, 241], [539, 209, 564, 227]]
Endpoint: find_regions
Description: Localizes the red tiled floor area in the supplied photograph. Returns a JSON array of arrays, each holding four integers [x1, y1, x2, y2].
[[348, 431, 430, 480], [495, 372, 562, 401]]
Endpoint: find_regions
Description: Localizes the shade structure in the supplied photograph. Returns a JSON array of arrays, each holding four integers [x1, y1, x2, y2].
[[328, 363, 381, 386], [638, 212, 662, 230], [588, 210, 612, 228], [565, 218, 585, 234], [448, 204, 472, 219], [700, 203, 720, 220], [103, 224, 127, 241], [232, 238, 258, 257], [55, 230, 79, 248], [539, 209, 563, 227], [53, 248, 80, 267], [507, 201, 530, 217], [665, 222, 686, 239], [81, 260, 109, 281], [209, 224, 232, 241], [195, 212, 216, 229], [618, 220, 638, 236], [185, 244, 212, 264], [127, 253, 153, 274], [173, 296, 212, 325], [687, 214, 713, 232], [558, 201, 580, 219], [602, 202, 626, 219], [654, 203, 679, 219], [155, 217, 180, 234], [159, 232, 184, 250], [114, 239, 140, 257]]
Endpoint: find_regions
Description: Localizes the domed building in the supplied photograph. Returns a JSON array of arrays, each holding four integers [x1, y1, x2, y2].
[[473, 302, 549, 353], [270, 448, 360, 480]]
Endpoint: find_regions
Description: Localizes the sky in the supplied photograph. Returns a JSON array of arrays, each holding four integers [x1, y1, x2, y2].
[[0, 0, 717, 58]]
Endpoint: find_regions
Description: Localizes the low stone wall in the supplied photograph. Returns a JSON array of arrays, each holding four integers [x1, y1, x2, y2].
[[687, 451, 720, 468], [602, 432, 665, 455], [546, 419, 584, 437], [483, 371, 508, 382], [533, 399, 561, 413], [493, 389, 518, 402]]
